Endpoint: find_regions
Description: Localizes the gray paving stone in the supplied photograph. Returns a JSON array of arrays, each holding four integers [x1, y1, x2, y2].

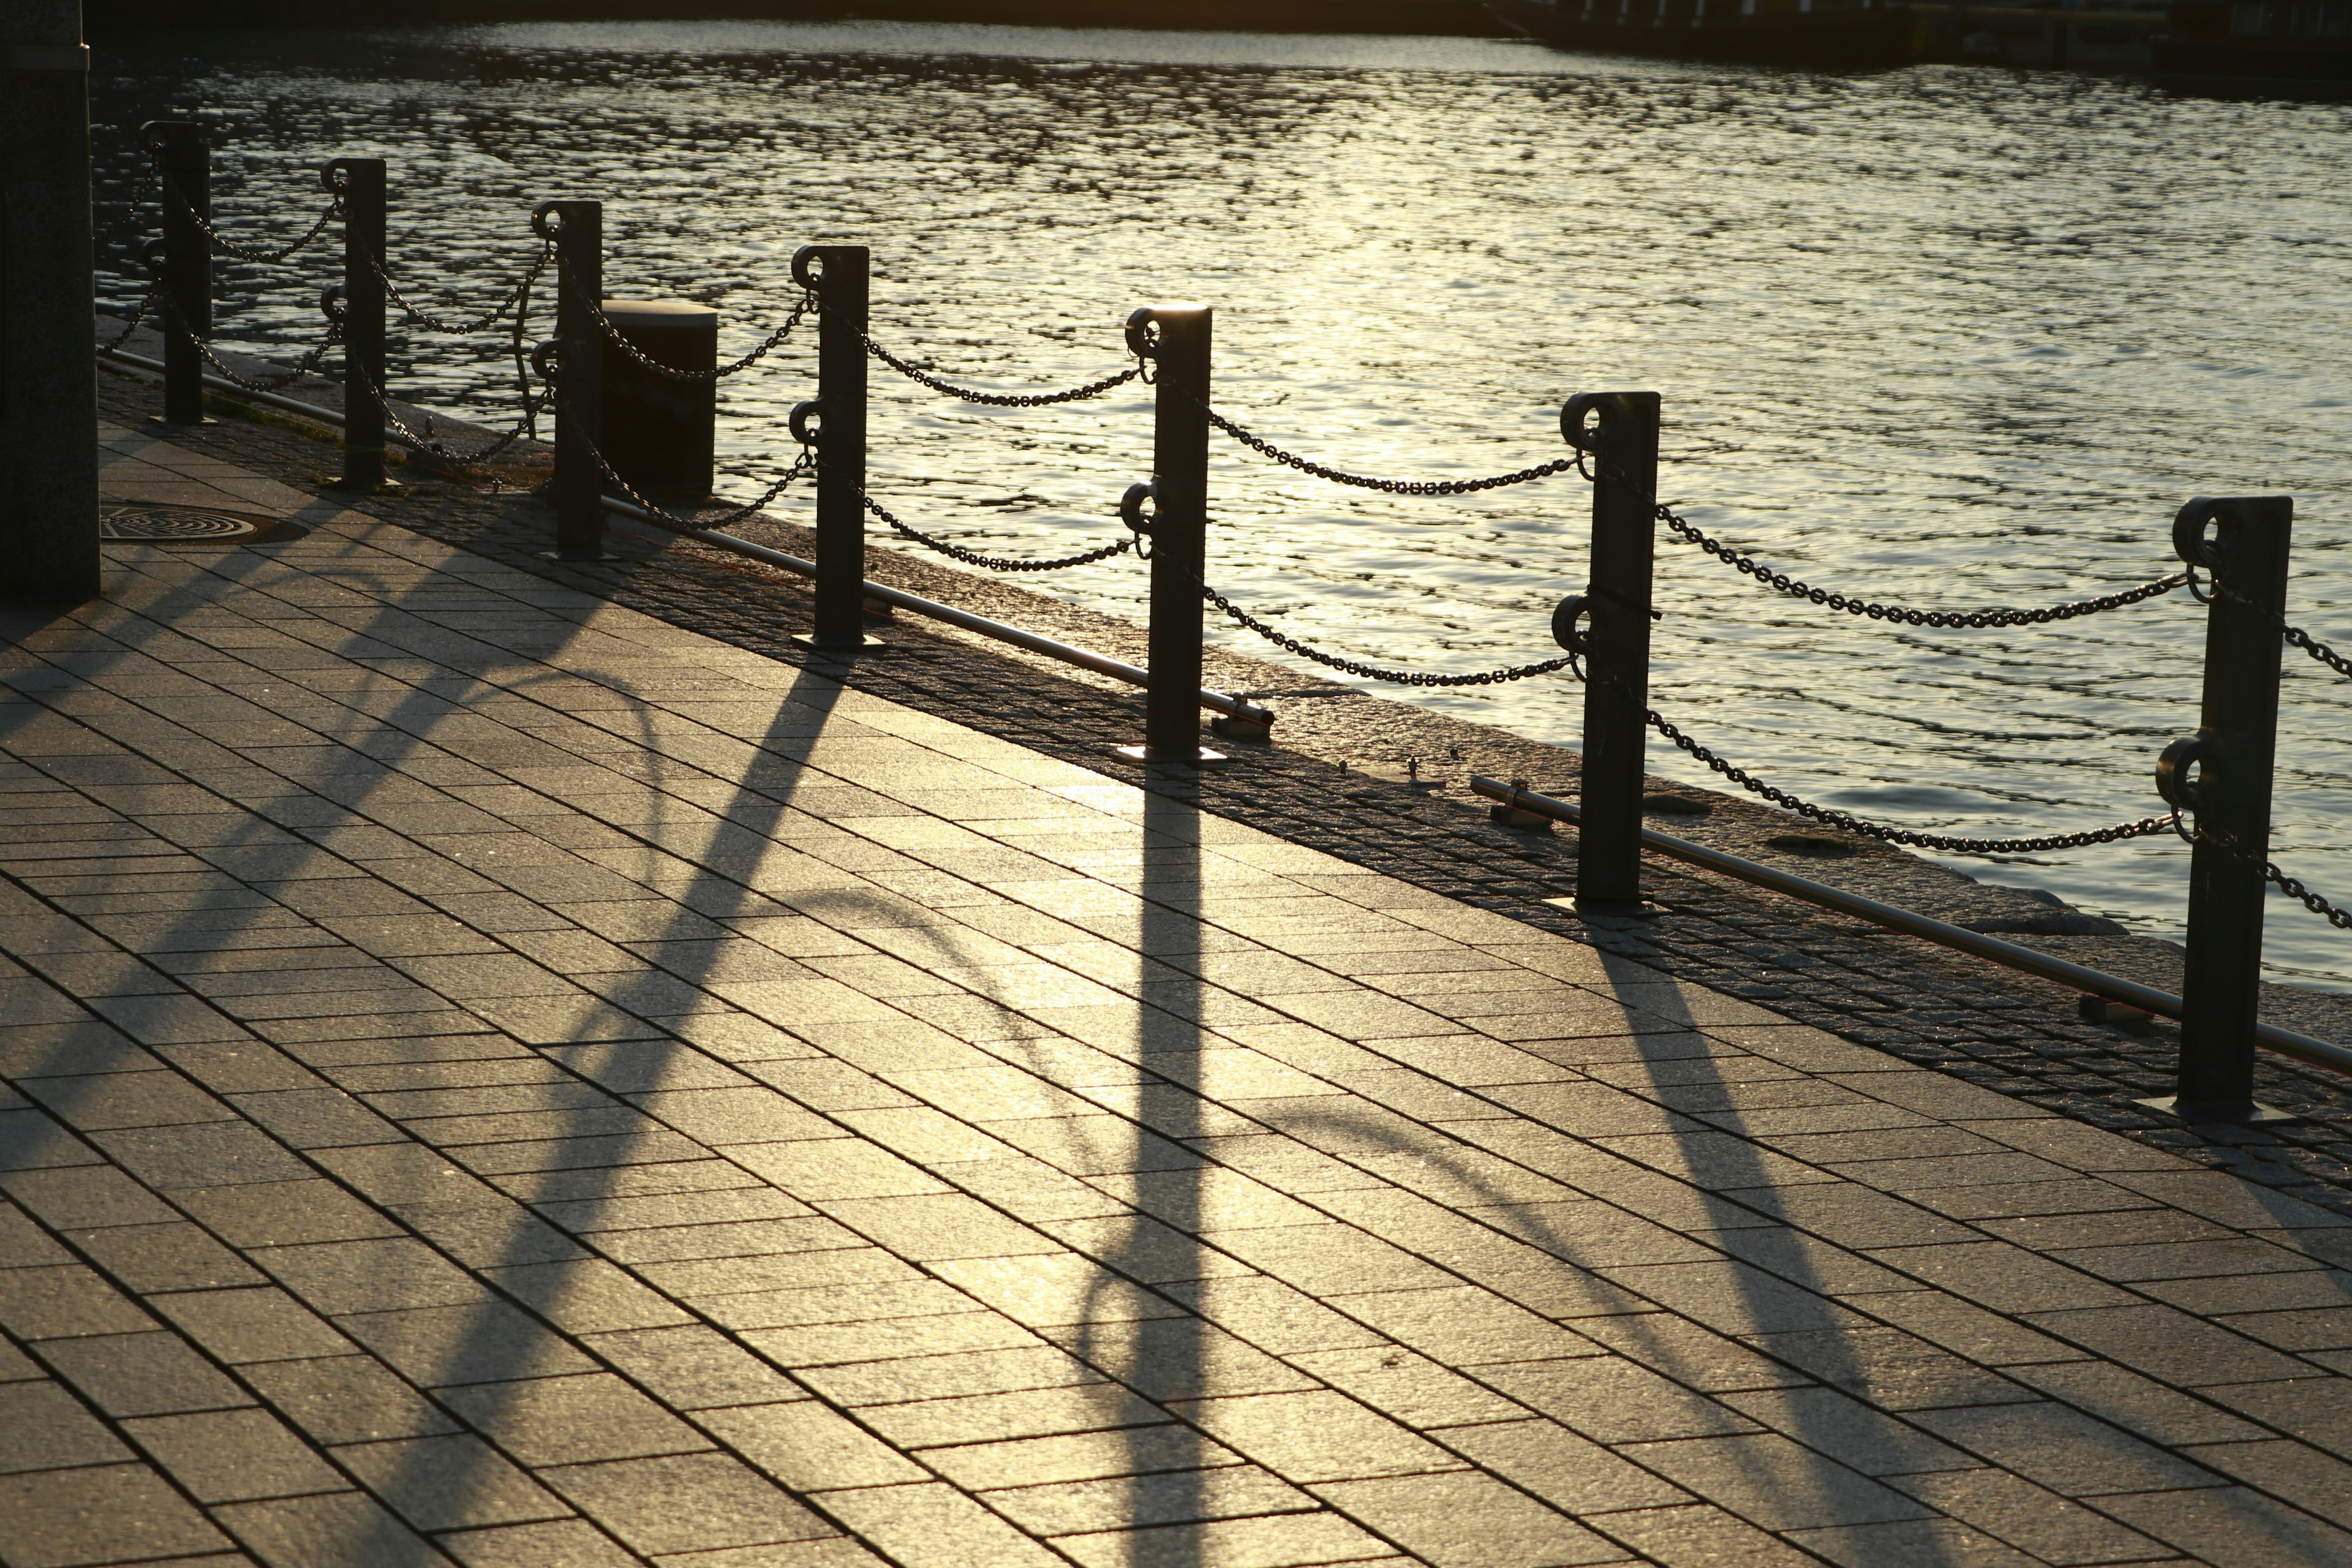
[[240, 1355, 466, 1444], [0, 1461, 235, 1567], [213, 1490, 449, 1568], [537, 1450, 837, 1557], [123, 1406, 347, 1502], [36, 1328, 255, 1417], [332, 1432, 572, 1531], [1913, 1401, 2228, 1497], [0, 1379, 135, 1473], [1617, 1431, 1931, 1532]]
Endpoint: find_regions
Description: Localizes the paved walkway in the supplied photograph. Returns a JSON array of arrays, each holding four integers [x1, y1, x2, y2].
[[4, 428, 2352, 1568]]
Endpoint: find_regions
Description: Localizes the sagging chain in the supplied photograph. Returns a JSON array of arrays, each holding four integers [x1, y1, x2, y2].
[[2174, 816, 2352, 932], [1203, 582, 1578, 687], [864, 335, 1141, 407], [1643, 701, 2181, 854], [156, 293, 343, 394], [557, 262, 813, 381], [345, 345, 545, 467], [1655, 500, 2191, 628], [99, 280, 164, 354], [859, 491, 1134, 572], [1205, 408, 1577, 497], [571, 403, 815, 531], [160, 172, 342, 268], [375, 243, 553, 336], [2199, 574, 2352, 682], [95, 162, 160, 246]]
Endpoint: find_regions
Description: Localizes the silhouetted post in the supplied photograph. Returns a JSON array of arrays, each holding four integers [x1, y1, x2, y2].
[[326, 156, 386, 493], [535, 198, 603, 560], [790, 244, 871, 652], [2150, 496, 2294, 1125], [1120, 304, 1219, 765], [1, 0, 100, 601], [1564, 390, 1662, 912], [146, 118, 209, 426]]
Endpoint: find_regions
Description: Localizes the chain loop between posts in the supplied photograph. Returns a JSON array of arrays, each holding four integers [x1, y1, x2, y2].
[[1203, 582, 1578, 687], [859, 491, 1135, 571], [2204, 578, 2352, 681], [863, 336, 1141, 407], [1642, 701, 2182, 854], [2176, 816, 2352, 931], [377, 243, 554, 336], [346, 344, 545, 467], [556, 261, 814, 380], [95, 160, 160, 246], [1206, 408, 1577, 496], [1653, 500, 2192, 627], [159, 171, 342, 268]]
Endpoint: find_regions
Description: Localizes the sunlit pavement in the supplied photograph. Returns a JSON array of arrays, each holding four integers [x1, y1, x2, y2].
[[4, 430, 2351, 1568]]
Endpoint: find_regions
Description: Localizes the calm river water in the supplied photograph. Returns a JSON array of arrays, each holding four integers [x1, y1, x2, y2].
[[89, 23, 2352, 986]]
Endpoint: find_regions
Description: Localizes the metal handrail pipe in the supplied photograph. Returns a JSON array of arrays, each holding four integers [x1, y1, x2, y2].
[[1466, 775, 2352, 1079], [93, 344, 1274, 728]]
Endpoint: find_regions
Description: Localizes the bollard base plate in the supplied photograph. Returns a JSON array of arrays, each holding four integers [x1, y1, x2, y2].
[[2133, 1095, 2299, 1129], [1114, 745, 1227, 767], [1210, 714, 1273, 744], [540, 550, 616, 565], [151, 415, 217, 428], [1546, 896, 1665, 922], [791, 634, 886, 656]]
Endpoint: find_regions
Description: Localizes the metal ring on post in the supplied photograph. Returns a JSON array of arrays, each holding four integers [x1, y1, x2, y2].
[[529, 200, 567, 241], [791, 244, 825, 293], [1123, 307, 1160, 361], [2157, 734, 2220, 814], [2173, 497, 2236, 574], [318, 157, 350, 195], [141, 236, 168, 273], [1120, 481, 1156, 558], [530, 339, 561, 384], [319, 285, 346, 328], [1560, 391, 1613, 455], [788, 399, 826, 448], [1551, 593, 1593, 655]]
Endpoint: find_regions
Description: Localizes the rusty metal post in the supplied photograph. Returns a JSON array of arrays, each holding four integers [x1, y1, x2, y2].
[[325, 156, 385, 493], [790, 244, 872, 652], [1118, 304, 1219, 766], [1560, 391, 1662, 913], [145, 118, 209, 426], [1, 0, 100, 601], [2149, 496, 2295, 1126], [534, 198, 602, 560]]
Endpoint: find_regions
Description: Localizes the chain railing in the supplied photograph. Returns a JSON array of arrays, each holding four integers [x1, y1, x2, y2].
[[864, 335, 1142, 407], [1207, 407, 1578, 496], [159, 170, 342, 269], [1638, 698, 2183, 854], [94, 161, 159, 246], [2182, 816, 2352, 930], [859, 490, 1135, 572], [559, 260, 813, 381], [373, 243, 552, 337], [1203, 580, 1578, 687], [2199, 573, 2352, 682]]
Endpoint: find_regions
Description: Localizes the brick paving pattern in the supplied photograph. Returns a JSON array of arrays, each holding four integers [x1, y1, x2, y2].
[[0, 421, 2347, 1565]]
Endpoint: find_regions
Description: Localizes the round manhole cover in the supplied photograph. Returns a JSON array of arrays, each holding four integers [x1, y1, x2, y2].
[[99, 503, 272, 542]]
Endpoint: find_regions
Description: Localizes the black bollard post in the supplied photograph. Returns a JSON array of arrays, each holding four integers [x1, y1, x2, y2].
[[325, 156, 386, 494], [1, 0, 101, 603], [534, 199, 603, 561], [145, 119, 209, 426], [1118, 304, 1221, 766], [600, 301, 717, 505], [1561, 391, 1662, 913], [2147, 496, 2296, 1126], [790, 244, 873, 653]]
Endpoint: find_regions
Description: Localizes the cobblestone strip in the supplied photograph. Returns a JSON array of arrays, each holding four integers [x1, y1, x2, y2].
[[5, 476, 2352, 1567]]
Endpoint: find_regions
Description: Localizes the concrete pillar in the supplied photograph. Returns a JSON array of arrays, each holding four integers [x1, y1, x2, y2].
[[1, 0, 100, 603]]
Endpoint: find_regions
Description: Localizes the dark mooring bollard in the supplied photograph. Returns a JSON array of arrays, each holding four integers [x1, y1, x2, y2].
[[143, 119, 210, 426], [1118, 303, 1221, 766], [2149, 495, 2296, 1126], [325, 156, 386, 493], [790, 244, 873, 654], [601, 301, 717, 505], [533, 198, 604, 561], [1558, 390, 1662, 914]]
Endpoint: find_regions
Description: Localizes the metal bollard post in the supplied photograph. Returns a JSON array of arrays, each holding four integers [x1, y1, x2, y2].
[[1, 1, 102, 603], [2147, 496, 2295, 1126], [601, 301, 717, 504], [1559, 391, 1662, 913], [143, 119, 209, 426], [1117, 304, 1221, 766], [789, 244, 873, 653], [533, 199, 603, 560], [325, 156, 386, 493]]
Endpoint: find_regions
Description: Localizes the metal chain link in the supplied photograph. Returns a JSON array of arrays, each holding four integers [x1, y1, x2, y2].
[[864, 335, 1142, 407], [344, 344, 545, 467], [859, 490, 1134, 572], [160, 172, 342, 268], [567, 402, 815, 530], [94, 161, 159, 246], [2179, 816, 2352, 931], [1204, 582, 1578, 687], [557, 262, 812, 381], [375, 243, 552, 336], [1654, 500, 2190, 627], [2204, 576, 2352, 682], [156, 294, 342, 394], [1643, 701, 2181, 854], [98, 280, 164, 354], [1205, 408, 1577, 496]]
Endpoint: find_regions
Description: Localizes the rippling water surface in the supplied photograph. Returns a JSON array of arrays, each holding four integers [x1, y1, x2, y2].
[[89, 22, 2352, 985]]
